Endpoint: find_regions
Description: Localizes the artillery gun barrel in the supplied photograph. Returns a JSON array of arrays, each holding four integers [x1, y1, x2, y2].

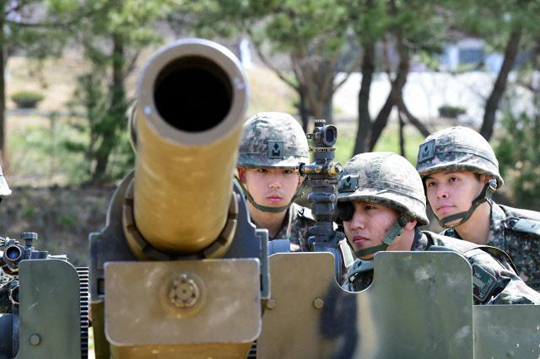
[[129, 38, 248, 255]]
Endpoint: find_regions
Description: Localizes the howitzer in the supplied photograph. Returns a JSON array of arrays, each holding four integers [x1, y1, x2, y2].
[[0, 233, 88, 359], [90, 38, 269, 359], [91, 38, 540, 359]]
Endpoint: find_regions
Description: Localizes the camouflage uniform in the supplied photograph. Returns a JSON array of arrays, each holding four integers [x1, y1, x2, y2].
[[0, 271, 15, 313], [273, 202, 315, 251], [338, 152, 540, 304], [443, 203, 540, 291], [417, 126, 540, 292]]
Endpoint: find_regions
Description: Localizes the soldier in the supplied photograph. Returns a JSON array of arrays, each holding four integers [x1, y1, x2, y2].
[[416, 126, 540, 292], [237, 112, 315, 251], [0, 165, 13, 312], [337, 152, 540, 304]]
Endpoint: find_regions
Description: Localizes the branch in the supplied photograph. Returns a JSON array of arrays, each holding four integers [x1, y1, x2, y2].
[[125, 50, 141, 76], [246, 29, 298, 91], [333, 52, 362, 92], [396, 94, 431, 137], [480, 29, 522, 140]]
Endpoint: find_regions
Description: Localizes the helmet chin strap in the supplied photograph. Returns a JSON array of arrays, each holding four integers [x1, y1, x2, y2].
[[438, 178, 497, 228], [354, 215, 410, 258], [235, 175, 307, 214]]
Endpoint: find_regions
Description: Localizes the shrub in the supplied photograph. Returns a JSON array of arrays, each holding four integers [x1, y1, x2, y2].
[[438, 105, 466, 118], [11, 90, 44, 109]]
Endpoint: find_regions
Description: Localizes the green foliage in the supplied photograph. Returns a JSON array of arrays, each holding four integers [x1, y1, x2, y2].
[[58, 214, 77, 228], [495, 109, 540, 209], [446, 0, 540, 51], [11, 91, 44, 109], [60, 0, 173, 183], [177, 0, 358, 122], [65, 73, 134, 183]]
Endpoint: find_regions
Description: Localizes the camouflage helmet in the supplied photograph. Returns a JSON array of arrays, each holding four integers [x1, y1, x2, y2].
[[0, 165, 11, 199], [237, 112, 309, 168], [416, 126, 503, 188], [337, 152, 429, 225]]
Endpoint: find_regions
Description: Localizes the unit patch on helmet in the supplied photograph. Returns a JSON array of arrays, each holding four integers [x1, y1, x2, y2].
[[267, 140, 284, 159], [472, 264, 497, 303], [338, 175, 358, 193], [418, 139, 436, 163]]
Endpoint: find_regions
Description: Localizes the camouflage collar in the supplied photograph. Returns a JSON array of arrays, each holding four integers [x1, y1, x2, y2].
[[272, 203, 297, 240], [411, 228, 429, 251], [487, 202, 506, 248]]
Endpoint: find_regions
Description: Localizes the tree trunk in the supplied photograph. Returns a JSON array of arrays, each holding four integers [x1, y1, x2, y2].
[[323, 94, 333, 124], [368, 92, 393, 150], [481, 29, 522, 141], [368, 53, 408, 151], [398, 110, 405, 157], [369, 0, 412, 151], [92, 33, 126, 183], [396, 92, 430, 137], [298, 88, 310, 132], [0, 1, 6, 167], [353, 41, 375, 155]]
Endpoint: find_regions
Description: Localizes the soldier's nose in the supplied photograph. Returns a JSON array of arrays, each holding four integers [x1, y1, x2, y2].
[[350, 215, 365, 230], [437, 188, 449, 199], [269, 181, 281, 189]]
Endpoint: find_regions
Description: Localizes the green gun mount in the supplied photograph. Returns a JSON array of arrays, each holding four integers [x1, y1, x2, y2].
[[0, 233, 89, 359]]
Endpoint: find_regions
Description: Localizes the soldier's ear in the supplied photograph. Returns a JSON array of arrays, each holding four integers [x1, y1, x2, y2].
[[404, 219, 417, 230], [237, 168, 246, 183]]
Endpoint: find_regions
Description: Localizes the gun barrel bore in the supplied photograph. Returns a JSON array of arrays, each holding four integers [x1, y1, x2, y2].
[[132, 38, 248, 254]]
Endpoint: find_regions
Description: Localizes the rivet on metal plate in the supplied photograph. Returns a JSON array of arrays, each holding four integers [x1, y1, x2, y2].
[[266, 298, 276, 310], [169, 273, 200, 308], [29, 334, 41, 346]]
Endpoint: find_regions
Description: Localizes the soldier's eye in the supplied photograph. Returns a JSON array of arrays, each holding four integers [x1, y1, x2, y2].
[[337, 202, 354, 222]]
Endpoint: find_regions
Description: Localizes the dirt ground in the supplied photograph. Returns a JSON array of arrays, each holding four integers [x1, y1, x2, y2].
[[0, 185, 115, 266]]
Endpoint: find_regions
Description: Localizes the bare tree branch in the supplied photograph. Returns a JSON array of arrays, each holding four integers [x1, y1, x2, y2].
[[333, 52, 362, 92], [246, 29, 298, 91]]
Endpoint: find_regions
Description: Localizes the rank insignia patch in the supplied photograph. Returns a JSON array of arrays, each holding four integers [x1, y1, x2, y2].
[[418, 139, 436, 163], [268, 140, 284, 159]]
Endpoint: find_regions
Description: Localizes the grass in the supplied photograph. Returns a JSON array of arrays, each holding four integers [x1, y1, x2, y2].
[[7, 115, 91, 185]]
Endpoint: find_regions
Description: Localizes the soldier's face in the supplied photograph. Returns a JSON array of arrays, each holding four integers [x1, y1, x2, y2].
[[240, 167, 300, 211], [343, 201, 400, 260], [425, 171, 486, 224]]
